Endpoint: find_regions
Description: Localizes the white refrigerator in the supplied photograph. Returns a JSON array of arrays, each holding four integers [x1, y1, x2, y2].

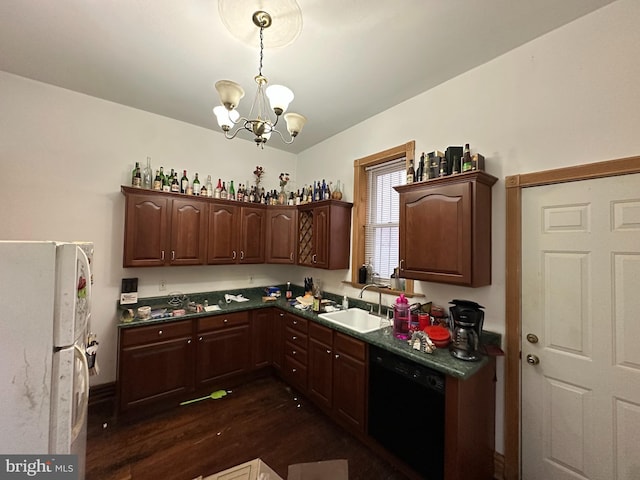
[[0, 241, 92, 478]]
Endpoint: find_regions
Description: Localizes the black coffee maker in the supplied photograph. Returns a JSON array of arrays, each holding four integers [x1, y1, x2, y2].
[[449, 299, 484, 361]]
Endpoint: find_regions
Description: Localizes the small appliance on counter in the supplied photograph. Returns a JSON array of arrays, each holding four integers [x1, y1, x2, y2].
[[449, 299, 484, 361]]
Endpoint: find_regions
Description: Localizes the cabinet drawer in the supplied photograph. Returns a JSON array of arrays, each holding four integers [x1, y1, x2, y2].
[[284, 341, 308, 365], [121, 320, 192, 347], [335, 332, 366, 361], [309, 322, 333, 345], [284, 314, 308, 334], [283, 355, 307, 391], [284, 326, 307, 350], [198, 311, 249, 332]]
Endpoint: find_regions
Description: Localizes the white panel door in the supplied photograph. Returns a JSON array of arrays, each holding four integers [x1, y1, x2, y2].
[[521, 173, 640, 480]]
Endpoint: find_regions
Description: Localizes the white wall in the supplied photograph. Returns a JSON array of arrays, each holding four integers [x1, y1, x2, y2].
[[296, 0, 640, 454], [1, 0, 638, 457], [0, 71, 297, 388]]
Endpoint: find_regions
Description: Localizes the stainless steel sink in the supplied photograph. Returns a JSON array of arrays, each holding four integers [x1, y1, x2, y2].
[[318, 308, 383, 333]]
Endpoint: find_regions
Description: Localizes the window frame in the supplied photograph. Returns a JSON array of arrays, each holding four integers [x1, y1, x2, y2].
[[351, 141, 415, 295]]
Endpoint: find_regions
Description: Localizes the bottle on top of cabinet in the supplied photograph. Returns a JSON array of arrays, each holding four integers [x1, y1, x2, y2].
[[406, 159, 415, 184], [142, 157, 153, 189], [192, 173, 201, 196], [131, 162, 141, 187]]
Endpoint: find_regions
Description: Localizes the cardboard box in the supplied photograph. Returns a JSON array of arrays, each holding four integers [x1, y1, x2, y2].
[[287, 460, 348, 480], [195, 458, 283, 480]]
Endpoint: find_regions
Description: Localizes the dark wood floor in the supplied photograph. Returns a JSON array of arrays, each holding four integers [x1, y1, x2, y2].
[[87, 376, 410, 480]]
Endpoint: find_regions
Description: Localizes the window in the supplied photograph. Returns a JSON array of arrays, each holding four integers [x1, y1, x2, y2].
[[364, 160, 405, 280], [351, 141, 415, 294]]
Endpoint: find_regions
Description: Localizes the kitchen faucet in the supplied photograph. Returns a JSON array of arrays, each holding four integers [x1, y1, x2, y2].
[[358, 283, 388, 317]]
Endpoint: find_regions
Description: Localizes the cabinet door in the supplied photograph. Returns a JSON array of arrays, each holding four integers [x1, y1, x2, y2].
[[196, 324, 250, 386], [251, 309, 272, 369], [123, 193, 170, 267], [239, 206, 265, 263], [308, 323, 334, 410], [170, 198, 207, 265], [311, 205, 330, 268], [207, 203, 240, 264], [118, 321, 194, 412], [265, 208, 297, 264], [333, 333, 367, 432], [272, 311, 285, 371], [400, 182, 471, 284]]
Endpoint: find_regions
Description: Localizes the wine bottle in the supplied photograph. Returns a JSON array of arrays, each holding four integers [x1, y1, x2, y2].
[[180, 170, 189, 194], [214, 178, 222, 199], [153, 170, 162, 190], [131, 162, 141, 187], [229, 180, 236, 201], [462, 143, 472, 172], [417, 152, 425, 182], [406, 159, 415, 184], [193, 173, 201, 196], [171, 172, 180, 192], [220, 181, 227, 200]]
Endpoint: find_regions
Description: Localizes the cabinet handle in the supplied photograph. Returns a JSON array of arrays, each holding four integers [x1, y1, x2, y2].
[[292, 368, 297, 373], [290, 252, 294, 261], [158, 330, 163, 335], [293, 320, 298, 325], [312, 254, 317, 263], [292, 350, 297, 355], [399, 259, 404, 271], [171, 250, 175, 260], [232, 250, 237, 260], [326, 349, 331, 355], [198, 336, 203, 341], [240, 250, 245, 260], [280, 313, 285, 318], [223, 318, 229, 324], [187, 339, 191, 344], [335, 354, 340, 359], [161, 250, 165, 261]]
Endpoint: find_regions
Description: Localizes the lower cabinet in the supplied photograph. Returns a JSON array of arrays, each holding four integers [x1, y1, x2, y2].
[[280, 312, 309, 393], [308, 322, 367, 433], [117, 320, 194, 413], [251, 308, 273, 369], [195, 312, 250, 387]]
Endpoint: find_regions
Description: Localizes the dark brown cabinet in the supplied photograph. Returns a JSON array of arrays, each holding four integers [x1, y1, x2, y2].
[[195, 312, 250, 387], [265, 207, 298, 264], [308, 322, 367, 433], [122, 187, 208, 267], [297, 200, 352, 269], [395, 171, 497, 287], [251, 308, 273, 369], [281, 312, 308, 393], [207, 202, 265, 264], [117, 320, 194, 412]]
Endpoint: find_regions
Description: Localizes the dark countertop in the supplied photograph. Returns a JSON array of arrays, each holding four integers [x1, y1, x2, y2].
[[118, 285, 501, 380]]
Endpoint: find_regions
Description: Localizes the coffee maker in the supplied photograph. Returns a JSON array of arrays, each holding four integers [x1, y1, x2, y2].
[[449, 299, 484, 361]]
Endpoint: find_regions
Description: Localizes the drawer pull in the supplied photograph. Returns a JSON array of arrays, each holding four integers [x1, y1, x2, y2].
[[223, 318, 229, 324], [326, 349, 331, 355], [199, 336, 203, 341], [292, 336, 297, 340], [293, 320, 298, 325], [187, 339, 192, 344], [158, 330, 163, 336], [292, 350, 297, 355], [335, 354, 340, 359], [292, 368, 297, 373]]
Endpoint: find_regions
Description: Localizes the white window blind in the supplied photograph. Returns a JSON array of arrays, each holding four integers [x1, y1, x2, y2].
[[364, 158, 406, 281]]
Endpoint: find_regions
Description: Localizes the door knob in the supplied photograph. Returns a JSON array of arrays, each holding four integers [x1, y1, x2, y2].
[[526, 354, 540, 365], [526, 333, 539, 344]]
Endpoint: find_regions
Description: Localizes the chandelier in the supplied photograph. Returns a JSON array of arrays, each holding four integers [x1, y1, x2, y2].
[[213, 10, 306, 148]]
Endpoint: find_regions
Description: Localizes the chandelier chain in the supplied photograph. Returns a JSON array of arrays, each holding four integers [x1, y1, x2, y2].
[[258, 26, 264, 77]]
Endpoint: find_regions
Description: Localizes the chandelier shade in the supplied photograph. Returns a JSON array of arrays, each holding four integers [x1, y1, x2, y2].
[[213, 8, 306, 147]]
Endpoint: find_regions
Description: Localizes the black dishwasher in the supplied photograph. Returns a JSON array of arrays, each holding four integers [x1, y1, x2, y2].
[[368, 345, 445, 479]]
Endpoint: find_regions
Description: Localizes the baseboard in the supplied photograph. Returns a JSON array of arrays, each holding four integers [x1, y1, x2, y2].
[[494, 451, 505, 480], [89, 382, 116, 407]]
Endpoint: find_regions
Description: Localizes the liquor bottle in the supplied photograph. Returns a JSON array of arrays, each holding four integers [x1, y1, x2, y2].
[[206, 175, 213, 197], [131, 162, 142, 188], [132, 162, 142, 187], [322, 179, 328, 200], [200, 183, 208, 197], [142, 157, 153, 189], [406, 159, 415, 184], [220, 181, 227, 200], [249, 186, 255, 203], [193, 173, 201, 196], [462, 143, 472, 172], [159, 166, 166, 186], [214, 179, 222, 199], [417, 152, 425, 182], [288, 191, 295, 205], [153, 170, 162, 190], [236, 183, 243, 202], [229, 180, 236, 201], [180, 170, 189, 193], [170, 172, 180, 192]]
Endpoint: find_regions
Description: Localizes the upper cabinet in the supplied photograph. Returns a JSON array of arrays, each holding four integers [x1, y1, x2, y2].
[[394, 171, 497, 287], [122, 187, 351, 269], [206, 203, 265, 265], [298, 200, 353, 270], [266, 207, 298, 264], [122, 187, 207, 267]]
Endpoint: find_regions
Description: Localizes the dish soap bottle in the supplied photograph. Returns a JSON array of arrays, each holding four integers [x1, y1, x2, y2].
[[342, 295, 349, 310]]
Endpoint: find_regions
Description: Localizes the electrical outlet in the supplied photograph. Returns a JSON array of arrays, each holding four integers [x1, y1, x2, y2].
[[159, 279, 167, 291]]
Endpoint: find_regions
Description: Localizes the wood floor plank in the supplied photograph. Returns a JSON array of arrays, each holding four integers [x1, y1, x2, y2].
[[87, 376, 410, 480]]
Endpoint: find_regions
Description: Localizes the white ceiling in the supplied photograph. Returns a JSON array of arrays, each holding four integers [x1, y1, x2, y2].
[[0, 0, 616, 154]]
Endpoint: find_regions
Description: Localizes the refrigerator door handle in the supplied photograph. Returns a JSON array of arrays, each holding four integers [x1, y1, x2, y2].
[[72, 343, 89, 442]]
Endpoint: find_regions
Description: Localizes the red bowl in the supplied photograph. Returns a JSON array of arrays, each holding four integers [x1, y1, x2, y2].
[[423, 325, 451, 348]]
